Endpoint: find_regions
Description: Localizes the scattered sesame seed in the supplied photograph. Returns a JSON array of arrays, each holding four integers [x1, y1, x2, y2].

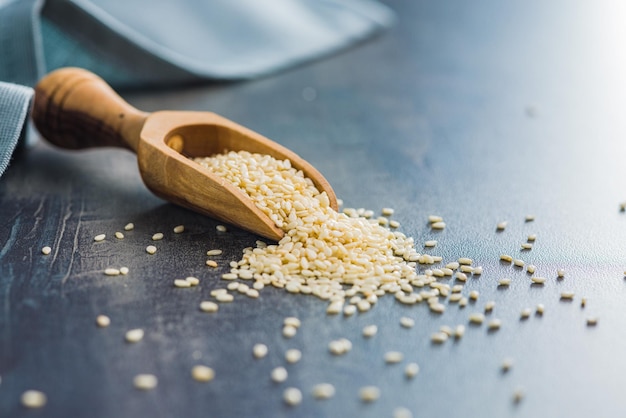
[[94, 234, 106, 242], [428, 215, 443, 223], [359, 386, 381, 402], [104, 268, 120, 276], [174, 279, 191, 288], [431, 332, 448, 344], [531, 276, 546, 285], [221, 273, 238, 280], [186, 276, 199, 286], [382, 208, 395, 216], [469, 313, 485, 324], [216, 225, 227, 232], [384, 351, 404, 363], [283, 387, 303, 406], [393, 407, 414, 418], [587, 317, 598, 326], [191, 365, 215, 382], [469, 290, 479, 300], [439, 325, 453, 336], [459, 297, 468, 307], [199, 301, 219, 313], [521, 243, 533, 250], [120, 267, 129, 275], [283, 325, 297, 338], [41, 246, 52, 255], [473, 266, 483, 275], [458, 257, 473, 265], [487, 319, 501, 330], [431, 221, 446, 230], [284, 317, 301, 328], [513, 387, 524, 403], [430, 303, 445, 313], [285, 349, 302, 364], [460, 265, 474, 274], [145, 245, 157, 255], [152, 232, 164, 241], [133, 374, 158, 390], [271, 367, 288, 383], [206, 260, 218, 267], [125, 328, 144, 343], [424, 240, 437, 247], [498, 278, 511, 286], [557, 269, 565, 278], [173, 225, 185, 234], [455, 272, 468, 282], [115, 231, 124, 239], [405, 362, 420, 378], [246, 289, 260, 298], [525, 215, 535, 222], [21, 390, 47, 408], [312, 383, 336, 399], [496, 221, 508, 230], [215, 293, 234, 303], [389, 220, 400, 228], [484, 301, 496, 312], [328, 338, 352, 355], [536, 304, 545, 314], [363, 325, 378, 338], [500, 254, 512, 262], [502, 358, 514, 372], [124, 223, 134, 231], [527, 234, 536, 241], [527, 264, 536, 274], [560, 292, 575, 300], [581, 297, 587, 308], [253, 343, 268, 359], [96, 315, 110, 327], [343, 305, 357, 316], [513, 259, 525, 267], [520, 308, 532, 319], [400, 317, 415, 328], [206, 249, 223, 256], [454, 324, 466, 339]]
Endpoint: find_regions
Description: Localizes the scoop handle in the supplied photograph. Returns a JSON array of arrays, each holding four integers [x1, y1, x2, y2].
[[32, 67, 148, 152]]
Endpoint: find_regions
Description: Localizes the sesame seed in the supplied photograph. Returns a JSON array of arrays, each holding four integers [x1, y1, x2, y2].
[[199, 301, 219, 313], [253, 343, 268, 359], [513, 259, 525, 267], [133, 374, 158, 390], [246, 289, 260, 298], [458, 257, 473, 265], [502, 358, 514, 372], [104, 268, 120, 276], [484, 301, 496, 312], [431, 221, 446, 230], [405, 362, 420, 378], [557, 269, 565, 278], [560, 292, 575, 300], [216, 225, 227, 232], [96, 315, 110, 327], [359, 386, 381, 402], [284, 317, 301, 328], [206, 249, 223, 256], [210, 289, 227, 296], [389, 220, 400, 228], [115, 231, 124, 239], [393, 407, 414, 418], [459, 297, 468, 307], [174, 279, 191, 288], [191, 365, 215, 382], [487, 319, 501, 330], [312, 383, 336, 399], [400, 317, 415, 328], [460, 265, 474, 274], [152, 232, 164, 241], [513, 387, 524, 403], [498, 278, 511, 286], [221, 273, 238, 280], [527, 264, 536, 274], [531, 276, 546, 285], [363, 325, 378, 338], [173, 225, 185, 233], [382, 207, 395, 216], [285, 349, 302, 363], [283, 325, 297, 338], [145, 245, 157, 254], [271, 367, 288, 383], [120, 267, 129, 275], [21, 390, 47, 408], [430, 332, 448, 344], [41, 246, 52, 255], [186, 277, 199, 286], [283, 387, 303, 406], [449, 293, 463, 302], [587, 317, 598, 326], [527, 234, 536, 241], [525, 215, 535, 222], [384, 351, 404, 363], [536, 304, 545, 314], [500, 254, 512, 262], [343, 305, 357, 316], [520, 308, 532, 319], [424, 240, 437, 247], [469, 290, 479, 300], [455, 272, 468, 282], [496, 221, 507, 230], [124, 223, 134, 231], [581, 297, 587, 308], [521, 243, 533, 250], [215, 293, 234, 303], [454, 324, 466, 339], [125, 328, 144, 343], [94, 234, 106, 242], [469, 313, 485, 324], [428, 215, 443, 223], [429, 303, 445, 313], [206, 260, 218, 267], [473, 266, 483, 275]]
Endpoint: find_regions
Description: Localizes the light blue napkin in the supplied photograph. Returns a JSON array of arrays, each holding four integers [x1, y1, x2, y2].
[[0, 0, 394, 177]]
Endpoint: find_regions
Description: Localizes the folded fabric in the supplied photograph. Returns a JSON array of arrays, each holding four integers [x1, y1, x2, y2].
[[0, 0, 394, 178]]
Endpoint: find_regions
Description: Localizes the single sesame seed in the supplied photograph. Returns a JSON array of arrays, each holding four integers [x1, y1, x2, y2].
[[382, 207, 395, 216], [96, 315, 110, 327], [557, 269, 565, 278], [500, 254, 513, 262], [454, 324, 466, 339], [206, 260, 218, 267], [191, 365, 215, 382], [384, 351, 404, 363], [283, 387, 303, 406], [389, 220, 400, 228], [393, 407, 414, 418], [186, 277, 199, 286], [124, 222, 134, 231], [206, 249, 223, 256], [94, 234, 106, 242], [199, 301, 219, 313], [284, 317, 301, 328], [560, 291, 575, 300], [525, 215, 535, 222], [246, 288, 260, 298], [487, 319, 501, 330], [210, 289, 227, 296], [104, 268, 120, 276], [363, 325, 378, 338], [431, 332, 448, 344], [343, 305, 357, 316], [41, 246, 52, 255], [513, 387, 524, 403], [473, 266, 483, 275], [221, 273, 238, 280], [536, 304, 545, 314], [459, 297, 468, 307], [496, 221, 508, 230], [283, 325, 297, 338], [400, 317, 415, 328], [531, 276, 546, 285], [520, 308, 532, 319], [458, 257, 473, 265], [152, 232, 164, 241], [424, 240, 437, 247], [215, 293, 234, 303], [21, 390, 47, 408], [271, 367, 288, 383], [502, 358, 514, 372], [405, 362, 420, 378], [115, 231, 124, 239], [513, 259, 525, 267], [527, 234, 537, 241], [521, 243, 533, 250], [359, 386, 381, 402], [312, 383, 336, 399], [498, 278, 511, 286], [581, 297, 587, 308], [485, 301, 496, 312], [586, 317, 598, 326], [120, 267, 129, 275], [174, 279, 191, 288], [125, 328, 144, 343], [469, 290, 479, 300], [431, 221, 446, 230], [460, 265, 474, 274], [449, 293, 463, 302], [429, 303, 445, 313], [253, 343, 268, 359], [469, 313, 485, 324], [428, 215, 443, 223], [133, 374, 158, 390], [455, 272, 468, 282], [216, 225, 227, 232], [527, 264, 536, 274], [173, 225, 185, 233], [145, 245, 157, 254], [285, 349, 302, 363]]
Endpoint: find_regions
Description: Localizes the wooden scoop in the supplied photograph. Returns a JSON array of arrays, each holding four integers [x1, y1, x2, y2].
[[32, 67, 337, 241]]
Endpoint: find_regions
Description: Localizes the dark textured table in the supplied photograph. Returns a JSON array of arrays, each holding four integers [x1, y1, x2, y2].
[[2, 1, 626, 417]]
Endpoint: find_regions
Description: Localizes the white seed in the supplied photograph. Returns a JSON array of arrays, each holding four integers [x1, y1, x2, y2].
[[484, 301, 496, 312], [221, 273, 238, 280], [152, 232, 164, 241], [96, 315, 110, 327], [469, 290, 479, 300], [174, 279, 191, 288], [536, 304, 545, 314], [271, 367, 288, 383], [216, 225, 227, 232], [200, 301, 219, 313], [458, 257, 473, 265], [115, 231, 124, 239], [500, 254, 512, 262], [560, 292, 575, 300], [454, 324, 466, 339], [460, 265, 474, 274], [404, 362, 420, 378], [145, 245, 157, 254], [124, 222, 134, 231], [382, 207, 395, 216], [206, 260, 218, 267], [473, 266, 483, 275], [581, 297, 587, 308], [191, 365, 215, 382], [587, 317, 598, 326], [446, 261, 460, 270], [283, 387, 302, 406], [527, 234, 536, 241], [104, 268, 120, 276], [513, 259, 525, 267], [431, 221, 446, 230], [283, 325, 297, 338], [498, 278, 511, 286], [125, 328, 144, 343], [520, 308, 532, 319], [41, 246, 52, 255], [94, 234, 106, 242], [326, 301, 343, 315], [363, 325, 378, 338], [527, 264, 536, 274], [120, 267, 129, 275], [455, 272, 468, 282], [430, 332, 448, 344], [513, 387, 525, 403], [312, 383, 336, 399], [246, 289, 260, 298], [215, 293, 234, 303], [210, 288, 227, 296], [531, 276, 546, 285], [134, 374, 158, 390], [428, 215, 443, 223], [525, 215, 535, 222], [424, 240, 437, 247], [253, 343, 268, 359], [384, 351, 404, 363], [429, 303, 445, 313], [502, 358, 514, 372], [359, 386, 381, 402], [449, 293, 463, 303], [393, 407, 414, 418], [186, 276, 200, 286], [451, 284, 464, 293], [21, 390, 47, 408], [496, 221, 507, 230], [284, 317, 301, 328], [285, 349, 302, 364], [487, 319, 501, 330], [173, 225, 185, 233], [459, 297, 468, 307], [469, 313, 485, 324], [389, 220, 400, 228], [521, 243, 533, 250], [206, 249, 223, 256], [343, 305, 357, 316], [400, 317, 415, 328], [557, 269, 565, 278]]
